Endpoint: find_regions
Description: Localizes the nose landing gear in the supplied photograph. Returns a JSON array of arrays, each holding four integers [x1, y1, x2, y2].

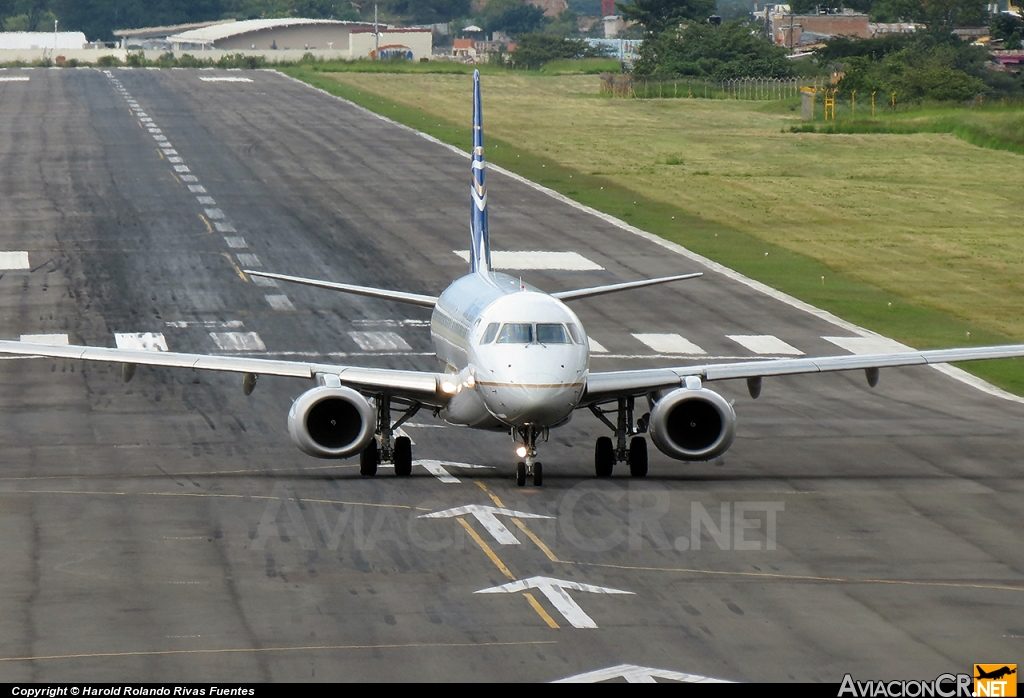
[[590, 396, 648, 478], [514, 425, 545, 486]]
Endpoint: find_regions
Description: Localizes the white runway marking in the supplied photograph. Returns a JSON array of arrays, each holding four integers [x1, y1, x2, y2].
[[476, 576, 634, 629], [727, 334, 804, 355], [196, 196, 216, 205], [167, 156, 184, 164], [251, 276, 278, 288], [632, 333, 706, 355], [199, 77, 254, 83], [19, 334, 68, 345], [148, 128, 162, 134], [210, 332, 265, 351], [187, 184, 205, 193], [0, 77, 30, 82], [823, 335, 913, 354], [180, 175, 197, 183], [223, 237, 247, 249], [173, 165, 190, 173], [587, 338, 608, 353], [420, 504, 552, 544], [163, 149, 179, 156], [214, 222, 236, 233], [139, 117, 152, 123], [235, 253, 261, 268], [154, 135, 168, 142], [115, 332, 169, 352], [166, 320, 244, 329], [453, 250, 603, 271], [204, 208, 224, 219], [348, 331, 412, 352], [555, 664, 731, 684], [0, 251, 30, 270], [264, 294, 295, 311]]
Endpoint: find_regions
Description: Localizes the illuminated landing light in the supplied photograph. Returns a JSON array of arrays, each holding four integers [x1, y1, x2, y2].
[[516, 446, 528, 458]]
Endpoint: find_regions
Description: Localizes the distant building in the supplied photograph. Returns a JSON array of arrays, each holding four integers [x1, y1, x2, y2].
[[771, 11, 871, 47], [115, 20, 236, 50], [166, 18, 381, 51], [0, 32, 86, 50]]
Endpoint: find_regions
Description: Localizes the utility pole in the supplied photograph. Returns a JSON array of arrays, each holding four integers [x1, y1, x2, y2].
[[374, 2, 379, 58], [54, 19, 58, 50]]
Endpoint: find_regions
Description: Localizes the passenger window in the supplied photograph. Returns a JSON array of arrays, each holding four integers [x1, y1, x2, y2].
[[480, 322, 500, 344], [536, 323, 570, 344], [496, 323, 533, 344], [566, 324, 583, 344]]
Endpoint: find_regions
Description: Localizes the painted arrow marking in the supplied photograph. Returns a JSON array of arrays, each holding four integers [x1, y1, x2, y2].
[[375, 460, 493, 484], [553, 664, 732, 683], [420, 504, 551, 544], [475, 576, 633, 628]]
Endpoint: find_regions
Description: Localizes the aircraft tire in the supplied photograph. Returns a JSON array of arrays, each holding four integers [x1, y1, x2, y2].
[[360, 440, 379, 476], [595, 437, 614, 477], [628, 436, 648, 478], [394, 436, 412, 476], [516, 461, 526, 487], [533, 462, 543, 487]]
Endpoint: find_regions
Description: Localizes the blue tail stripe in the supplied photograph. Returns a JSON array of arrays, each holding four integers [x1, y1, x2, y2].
[[470, 70, 490, 274]]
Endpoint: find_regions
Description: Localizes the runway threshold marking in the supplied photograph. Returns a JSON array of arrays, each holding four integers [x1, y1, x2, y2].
[[0, 639, 556, 664], [476, 481, 560, 562], [569, 560, 1024, 593]]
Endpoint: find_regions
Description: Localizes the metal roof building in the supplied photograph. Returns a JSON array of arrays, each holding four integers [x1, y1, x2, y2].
[[0, 32, 87, 50], [166, 18, 383, 52]]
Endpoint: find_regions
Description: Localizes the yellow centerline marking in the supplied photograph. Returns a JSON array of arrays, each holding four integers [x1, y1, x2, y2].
[[569, 560, 1024, 593], [476, 481, 560, 562], [199, 214, 213, 233], [221, 252, 249, 282], [0, 639, 557, 663], [523, 593, 559, 629], [458, 517, 515, 581]]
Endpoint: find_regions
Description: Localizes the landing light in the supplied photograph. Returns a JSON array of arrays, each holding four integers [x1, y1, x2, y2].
[[441, 380, 458, 394], [516, 446, 528, 458]]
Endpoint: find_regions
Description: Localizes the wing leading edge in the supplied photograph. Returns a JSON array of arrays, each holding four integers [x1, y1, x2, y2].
[[0, 340, 449, 406], [582, 343, 1024, 405]]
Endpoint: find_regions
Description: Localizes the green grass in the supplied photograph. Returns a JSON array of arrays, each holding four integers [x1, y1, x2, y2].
[[279, 67, 1024, 394]]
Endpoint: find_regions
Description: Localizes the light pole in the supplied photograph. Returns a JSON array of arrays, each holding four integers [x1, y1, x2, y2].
[[374, 2, 379, 58], [54, 19, 58, 50]]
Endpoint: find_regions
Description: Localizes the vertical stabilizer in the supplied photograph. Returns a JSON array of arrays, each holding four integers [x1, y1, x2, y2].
[[469, 69, 491, 274]]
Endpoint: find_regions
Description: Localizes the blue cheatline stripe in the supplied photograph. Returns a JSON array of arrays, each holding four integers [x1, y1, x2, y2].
[[469, 69, 491, 274]]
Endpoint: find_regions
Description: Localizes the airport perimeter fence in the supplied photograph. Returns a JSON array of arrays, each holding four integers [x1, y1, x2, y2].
[[601, 74, 815, 100]]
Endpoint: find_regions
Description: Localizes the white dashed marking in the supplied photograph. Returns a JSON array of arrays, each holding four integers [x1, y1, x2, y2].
[[168, 156, 184, 164], [251, 276, 278, 288], [196, 196, 216, 205], [632, 333, 706, 355], [214, 222, 236, 233], [587, 338, 609, 353], [188, 184, 206, 193], [0, 251, 30, 270], [148, 128, 162, 134], [204, 208, 224, 219], [727, 334, 804, 355], [174, 166, 190, 174], [163, 149, 178, 156], [0, 76, 30, 82], [348, 331, 412, 352], [114, 332, 169, 352], [264, 295, 295, 311], [19, 334, 69, 345], [210, 332, 265, 351], [453, 250, 603, 271], [235, 253, 261, 267], [223, 237, 247, 249], [180, 175, 198, 182], [823, 336, 913, 354], [199, 77, 254, 82]]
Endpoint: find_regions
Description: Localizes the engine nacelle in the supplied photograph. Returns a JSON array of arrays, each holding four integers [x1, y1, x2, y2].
[[648, 387, 736, 461], [288, 386, 375, 458]]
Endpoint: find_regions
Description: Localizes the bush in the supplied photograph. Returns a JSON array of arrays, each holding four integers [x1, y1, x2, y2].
[[96, 55, 122, 67], [634, 20, 794, 79]]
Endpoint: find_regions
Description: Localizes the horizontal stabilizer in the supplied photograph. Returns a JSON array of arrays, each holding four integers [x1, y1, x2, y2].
[[245, 271, 438, 308], [552, 273, 702, 302]]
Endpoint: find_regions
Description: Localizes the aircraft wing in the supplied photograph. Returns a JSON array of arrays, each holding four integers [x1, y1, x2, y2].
[[581, 344, 1024, 405], [0, 340, 448, 406]]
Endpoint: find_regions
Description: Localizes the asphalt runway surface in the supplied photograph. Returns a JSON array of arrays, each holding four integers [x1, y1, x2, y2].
[[0, 67, 1020, 682]]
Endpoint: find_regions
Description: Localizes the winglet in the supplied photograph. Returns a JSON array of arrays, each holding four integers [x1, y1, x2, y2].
[[470, 69, 491, 275]]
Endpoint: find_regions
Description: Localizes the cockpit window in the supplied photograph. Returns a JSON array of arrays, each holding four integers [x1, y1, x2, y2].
[[496, 323, 533, 344], [480, 322, 500, 344], [566, 324, 583, 344], [536, 323, 570, 344]]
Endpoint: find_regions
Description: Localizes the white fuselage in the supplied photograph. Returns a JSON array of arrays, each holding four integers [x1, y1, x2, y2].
[[430, 271, 589, 430]]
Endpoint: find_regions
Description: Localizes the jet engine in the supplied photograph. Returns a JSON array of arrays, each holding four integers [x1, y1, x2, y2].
[[648, 387, 736, 461], [288, 386, 375, 458]]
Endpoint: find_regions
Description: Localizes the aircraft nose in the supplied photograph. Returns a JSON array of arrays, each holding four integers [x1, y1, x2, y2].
[[483, 372, 581, 426]]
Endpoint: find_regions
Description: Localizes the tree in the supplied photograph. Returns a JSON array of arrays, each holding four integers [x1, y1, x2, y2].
[[616, 0, 716, 35], [481, 0, 546, 35], [634, 19, 794, 78], [508, 32, 602, 68], [384, 0, 471, 24], [991, 12, 1024, 50]]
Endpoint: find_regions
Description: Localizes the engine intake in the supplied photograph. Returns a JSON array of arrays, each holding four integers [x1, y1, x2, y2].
[[648, 387, 736, 461], [288, 386, 375, 458]]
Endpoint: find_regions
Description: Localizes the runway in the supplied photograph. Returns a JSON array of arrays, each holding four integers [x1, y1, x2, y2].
[[0, 66, 1020, 682]]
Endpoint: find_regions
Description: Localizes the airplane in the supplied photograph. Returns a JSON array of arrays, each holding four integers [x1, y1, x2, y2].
[[3, 70, 1024, 487], [976, 667, 1017, 681]]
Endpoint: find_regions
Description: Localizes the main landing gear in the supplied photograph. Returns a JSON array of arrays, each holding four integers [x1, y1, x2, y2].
[[359, 394, 420, 478], [589, 396, 649, 478], [513, 425, 544, 487]]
